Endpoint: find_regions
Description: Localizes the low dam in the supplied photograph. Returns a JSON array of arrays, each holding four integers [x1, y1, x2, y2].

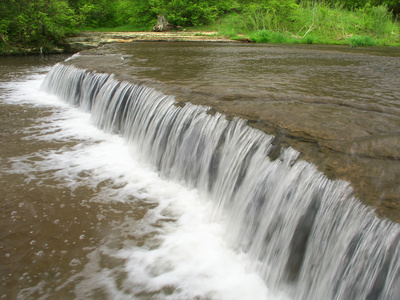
[[1, 42, 399, 299]]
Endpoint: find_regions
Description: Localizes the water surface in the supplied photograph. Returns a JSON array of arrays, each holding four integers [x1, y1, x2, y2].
[[67, 42, 400, 220], [0, 55, 276, 299]]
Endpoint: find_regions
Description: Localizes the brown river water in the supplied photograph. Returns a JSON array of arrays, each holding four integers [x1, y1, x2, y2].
[[1, 53, 279, 299], [0, 55, 180, 299], [1, 57, 102, 297], [1, 43, 400, 299], [68, 42, 400, 221]]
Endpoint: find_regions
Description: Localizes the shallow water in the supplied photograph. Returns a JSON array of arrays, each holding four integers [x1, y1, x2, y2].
[[1, 42, 400, 299], [0, 56, 281, 299], [67, 42, 400, 220]]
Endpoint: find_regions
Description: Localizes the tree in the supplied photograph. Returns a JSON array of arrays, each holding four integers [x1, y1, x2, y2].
[[0, 0, 78, 51], [114, 0, 155, 27], [76, 0, 118, 28], [321, 0, 399, 15], [149, 0, 232, 27]]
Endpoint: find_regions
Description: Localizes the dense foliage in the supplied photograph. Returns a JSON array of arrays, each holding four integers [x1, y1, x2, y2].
[[1, 0, 399, 53], [327, 0, 400, 14], [150, 0, 232, 26], [0, 0, 77, 51]]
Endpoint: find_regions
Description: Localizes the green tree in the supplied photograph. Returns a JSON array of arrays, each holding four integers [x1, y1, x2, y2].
[[372, 0, 400, 15], [1, 0, 78, 51], [149, 0, 232, 27], [321, 0, 399, 15], [77, 0, 118, 28], [114, 0, 155, 27]]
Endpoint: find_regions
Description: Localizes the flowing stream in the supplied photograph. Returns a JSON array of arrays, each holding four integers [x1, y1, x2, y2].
[[1, 44, 400, 300]]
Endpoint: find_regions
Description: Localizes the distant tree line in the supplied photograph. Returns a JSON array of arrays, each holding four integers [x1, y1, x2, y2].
[[1, 0, 399, 52]]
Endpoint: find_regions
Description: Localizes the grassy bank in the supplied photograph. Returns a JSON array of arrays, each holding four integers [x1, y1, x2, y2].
[[195, 1, 400, 46], [81, 1, 400, 47], [2, 0, 399, 54]]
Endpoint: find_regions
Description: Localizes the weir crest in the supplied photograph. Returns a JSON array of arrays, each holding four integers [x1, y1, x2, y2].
[[41, 63, 400, 300]]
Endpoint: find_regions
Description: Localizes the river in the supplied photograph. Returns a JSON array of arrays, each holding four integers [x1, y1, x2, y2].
[[0, 55, 278, 299], [1, 43, 400, 300], [66, 42, 400, 221]]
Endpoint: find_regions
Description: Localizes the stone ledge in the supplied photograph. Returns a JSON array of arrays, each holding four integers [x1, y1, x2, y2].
[[64, 31, 238, 52]]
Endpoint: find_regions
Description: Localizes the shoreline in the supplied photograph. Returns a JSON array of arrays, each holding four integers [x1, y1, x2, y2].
[[63, 31, 250, 52], [0, 31, 246, 55], [2, 30, 399, 55]]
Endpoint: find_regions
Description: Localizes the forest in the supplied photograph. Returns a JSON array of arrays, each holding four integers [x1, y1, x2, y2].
[[1, 0, 399, 53]]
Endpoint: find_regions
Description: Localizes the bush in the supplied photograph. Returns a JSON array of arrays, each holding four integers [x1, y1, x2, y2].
[[150, 0, 232, 27], [347, 35, 378, 46], [78, 0, 117, 28], [242, 0, 299, 31], [0, 0, 78, 49], [250, 29, 289, 43], [369, 5, 392, 35], [114, 0, 155, 27]]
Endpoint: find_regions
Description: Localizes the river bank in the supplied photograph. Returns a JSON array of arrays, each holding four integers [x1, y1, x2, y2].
[[0, 31, 243, 55], [1, 25, 398, 56], [63, 31, 246, 52]]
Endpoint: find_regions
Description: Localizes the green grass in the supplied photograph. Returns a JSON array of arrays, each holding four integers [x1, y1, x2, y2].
[[76, 2, 400, 47], [347, 35, 378, 47], [200, 1, 400, 46], [249, 30, 290, 43]]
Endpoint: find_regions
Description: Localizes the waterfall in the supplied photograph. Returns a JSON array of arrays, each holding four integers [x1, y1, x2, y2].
[[42, 63, 400, 300]]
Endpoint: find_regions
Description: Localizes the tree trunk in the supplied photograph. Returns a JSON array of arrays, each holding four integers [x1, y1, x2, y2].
[[153, 15, 175, 32]]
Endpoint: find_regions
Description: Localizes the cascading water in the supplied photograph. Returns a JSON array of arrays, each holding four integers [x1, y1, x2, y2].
[[42, 63, 400, 300]]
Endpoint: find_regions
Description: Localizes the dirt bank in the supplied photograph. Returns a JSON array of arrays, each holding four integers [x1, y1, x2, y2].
[[64, 31, 243, 52]]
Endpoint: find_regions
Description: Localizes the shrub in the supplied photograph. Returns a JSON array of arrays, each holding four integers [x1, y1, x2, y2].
[[243, 0, 299, 31], [150, 0, 232, 27], [369, 5, 392, 35], [347, 35, 378, 46], [250, 29, 289, 43]]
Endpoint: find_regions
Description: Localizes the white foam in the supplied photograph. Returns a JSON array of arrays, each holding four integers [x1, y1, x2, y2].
[[5, 66, 290, 299]]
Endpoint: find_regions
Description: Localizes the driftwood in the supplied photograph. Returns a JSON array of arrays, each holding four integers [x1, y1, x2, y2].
[[153, 15, 181, 32]]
